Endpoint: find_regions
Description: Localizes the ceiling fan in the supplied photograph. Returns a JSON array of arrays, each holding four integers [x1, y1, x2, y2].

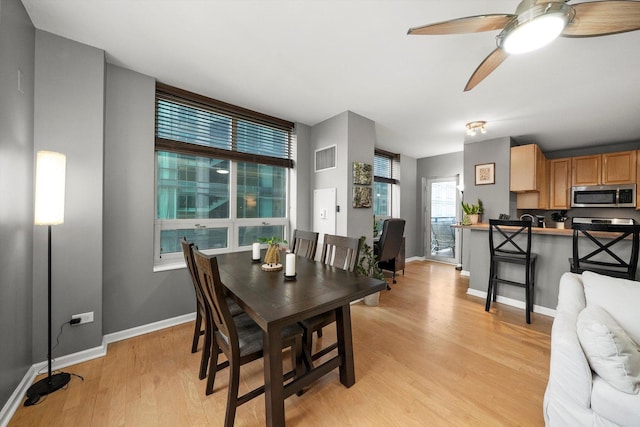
[[408, 0, 640, 91]]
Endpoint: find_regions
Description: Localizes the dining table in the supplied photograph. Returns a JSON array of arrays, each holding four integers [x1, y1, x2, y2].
[[214, 250, 387, 427]]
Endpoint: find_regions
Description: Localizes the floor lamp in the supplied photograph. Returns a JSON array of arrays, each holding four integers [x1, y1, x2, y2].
[[25, 151, 71, 406]]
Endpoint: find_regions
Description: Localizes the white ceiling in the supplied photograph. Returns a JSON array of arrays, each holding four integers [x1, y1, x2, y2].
[[21, 0, 640, 159]]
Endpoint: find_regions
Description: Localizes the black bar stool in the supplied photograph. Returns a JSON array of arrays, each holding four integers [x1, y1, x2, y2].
[[570, 222, 640, 280], [486, 219, 537, 324]]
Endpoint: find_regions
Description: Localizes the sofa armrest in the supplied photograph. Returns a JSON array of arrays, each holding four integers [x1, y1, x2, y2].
[[544, 273, 593, 426]]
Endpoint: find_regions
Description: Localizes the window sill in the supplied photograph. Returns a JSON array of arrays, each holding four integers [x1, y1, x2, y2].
[[153, 260, 187, 273]]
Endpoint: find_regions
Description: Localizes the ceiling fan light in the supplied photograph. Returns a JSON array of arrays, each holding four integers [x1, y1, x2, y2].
[[498, 3, 574, 55]]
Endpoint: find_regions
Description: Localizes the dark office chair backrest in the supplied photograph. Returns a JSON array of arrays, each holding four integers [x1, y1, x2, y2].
[[291, 229, 319, 260], [377, 219, 406, 263], [571, 222, 640, 280]]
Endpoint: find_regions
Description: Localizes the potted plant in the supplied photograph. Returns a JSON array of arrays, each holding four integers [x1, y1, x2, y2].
[[356, 237, 385, 306], [258, 236, 288, 266], [461, 199, 483, 225]]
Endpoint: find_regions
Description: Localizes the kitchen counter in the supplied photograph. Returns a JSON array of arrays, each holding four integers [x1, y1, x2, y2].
[[457, 222, 636, 317]]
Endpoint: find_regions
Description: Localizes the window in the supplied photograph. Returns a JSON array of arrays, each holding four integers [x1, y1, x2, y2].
[[154, 83, 294, 269], [373, 149, 400, 217]]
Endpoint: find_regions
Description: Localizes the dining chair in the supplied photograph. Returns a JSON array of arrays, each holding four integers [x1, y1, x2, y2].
[[570, 222, 640, 280], [180, 237, 243, 380], [290, 229, 319, 260], [486, 219, 537, 324], [300, 234, 361, 368], [374, 218, 406, 284], [192, 249, 304, 427]]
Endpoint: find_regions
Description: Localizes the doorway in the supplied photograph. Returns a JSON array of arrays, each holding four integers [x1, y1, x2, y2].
[[424, 176, 460, 263]]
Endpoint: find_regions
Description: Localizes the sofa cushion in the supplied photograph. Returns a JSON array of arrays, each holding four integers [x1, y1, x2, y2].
[[591, 375, 640, 426], [577, 305, 640, 394], [581, 271, 640, 344]]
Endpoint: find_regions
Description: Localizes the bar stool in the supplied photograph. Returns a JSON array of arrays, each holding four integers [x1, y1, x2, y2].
[[570, 222, 640, 280], [486, 219, 537, 324]]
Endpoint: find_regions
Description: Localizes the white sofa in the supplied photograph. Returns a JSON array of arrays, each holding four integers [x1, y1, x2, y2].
[[543, 272, 640, 426]]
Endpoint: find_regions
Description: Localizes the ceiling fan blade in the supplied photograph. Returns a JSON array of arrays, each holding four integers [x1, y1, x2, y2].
[[408, 14, 515, 35], [562, 0, 640, 37], [464, 48, 509, 92]]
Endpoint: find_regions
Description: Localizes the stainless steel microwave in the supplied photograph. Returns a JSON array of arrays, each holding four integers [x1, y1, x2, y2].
[[571, 184, 636, 208]]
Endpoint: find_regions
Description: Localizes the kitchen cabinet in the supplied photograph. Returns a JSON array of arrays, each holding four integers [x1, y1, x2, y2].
[[636, 150, 640, 209], [572, 151, 636, 186], [511, 144, 548, 209], [602, 151, 636, 184], [549, 158, 571, 209], [571, 154, 601, 186]]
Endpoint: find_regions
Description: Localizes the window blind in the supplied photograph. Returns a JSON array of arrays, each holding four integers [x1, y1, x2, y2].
[[374, 149, 400, 184], [155, 83, 294, 168]]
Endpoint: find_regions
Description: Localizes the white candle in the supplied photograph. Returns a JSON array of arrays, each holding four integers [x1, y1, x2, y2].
[[252, 242, 261, 260], [286, 253, 296, 276]]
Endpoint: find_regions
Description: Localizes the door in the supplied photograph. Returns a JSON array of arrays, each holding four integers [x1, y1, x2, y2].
[[424, 176, 460, 263]]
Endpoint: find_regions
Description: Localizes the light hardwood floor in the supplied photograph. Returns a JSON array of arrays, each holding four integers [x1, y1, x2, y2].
[[9, 260, 553, 426]]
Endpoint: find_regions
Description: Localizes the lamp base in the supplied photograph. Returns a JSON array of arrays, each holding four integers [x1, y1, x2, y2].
[[24, 372, 71, 406]]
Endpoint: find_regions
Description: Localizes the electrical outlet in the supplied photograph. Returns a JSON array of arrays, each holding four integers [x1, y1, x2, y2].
[[71, 311, 94, 325]]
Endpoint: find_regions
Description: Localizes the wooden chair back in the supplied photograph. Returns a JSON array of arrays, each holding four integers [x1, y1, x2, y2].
[[320, 234, 360, 272], [291, 229, 319, 260], [571, 222, 640, 280], [192, 250, 238, 356]]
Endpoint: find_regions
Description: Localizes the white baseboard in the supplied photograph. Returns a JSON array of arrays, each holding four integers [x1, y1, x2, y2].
[[460, 270, 470, 277], [0, 312, 196, 427], [405, 256, 424, 263], [466, 288, 556, 317]]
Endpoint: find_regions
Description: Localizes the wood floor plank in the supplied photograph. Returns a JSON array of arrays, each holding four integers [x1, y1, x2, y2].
[[9, 261, 552, 426]]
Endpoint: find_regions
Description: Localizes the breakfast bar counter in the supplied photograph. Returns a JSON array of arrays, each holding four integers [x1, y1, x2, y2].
[[456, 223, 635, 317]]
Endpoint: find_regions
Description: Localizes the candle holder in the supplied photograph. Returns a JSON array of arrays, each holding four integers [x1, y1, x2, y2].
[[283, 273, 297, 281], [251, 257, 262, 263], [261, 263, 283, 272]]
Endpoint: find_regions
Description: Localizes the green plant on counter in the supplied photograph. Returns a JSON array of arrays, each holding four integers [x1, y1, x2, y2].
[[461, 199, 483, 215]]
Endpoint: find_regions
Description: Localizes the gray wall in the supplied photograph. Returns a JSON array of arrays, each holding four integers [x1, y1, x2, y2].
[[400, 154, 418, 257], [416, 151, 464, 257], [462, 137, 514, 271], [290, 123, 312, 236], [32, 31, 105, 357], [103, 64, 195, 333], [0, 0, 35, 405]]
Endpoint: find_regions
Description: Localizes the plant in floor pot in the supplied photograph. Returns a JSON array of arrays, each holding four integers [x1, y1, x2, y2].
[[356, 236, 386, 306], [462, 199, 483, 225]]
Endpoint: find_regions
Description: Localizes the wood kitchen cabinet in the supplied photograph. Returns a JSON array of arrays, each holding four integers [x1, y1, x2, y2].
[[572, 151, 636, 186], [510, 144, 548, 209], [549, 158, 571, 209], [602, 151, 636, 184]]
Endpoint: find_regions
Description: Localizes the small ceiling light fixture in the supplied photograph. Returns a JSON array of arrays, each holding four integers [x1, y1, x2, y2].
[[497, 1, 575, 54], [466, 121, 487, 136]]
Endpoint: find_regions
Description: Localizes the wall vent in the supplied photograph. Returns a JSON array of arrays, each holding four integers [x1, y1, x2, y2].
[[315, 145, 337, 172]]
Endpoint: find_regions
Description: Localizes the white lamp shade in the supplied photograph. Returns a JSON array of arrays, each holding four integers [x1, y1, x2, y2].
[[34, 151, 66, 225]]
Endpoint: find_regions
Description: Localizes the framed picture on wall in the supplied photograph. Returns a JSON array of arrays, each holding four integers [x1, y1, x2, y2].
[[475, 162, 495, 185], [352, 186, 372, 208], [352, 162, 373, 185]]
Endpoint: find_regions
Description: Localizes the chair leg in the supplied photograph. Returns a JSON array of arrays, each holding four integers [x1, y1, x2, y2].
[[492, 263, 499, 302], [302, 329, 314, 372], [485, 260, 495, 312], [392, 270, 397, 284], [205, 337, 220, 395], [317, 328, 323, 338], [224, 362, 240, 427], [192, 309, 202, 353], [199, 315, 212, 380]]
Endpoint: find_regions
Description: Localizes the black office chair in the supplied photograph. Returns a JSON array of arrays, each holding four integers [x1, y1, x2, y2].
[[570, 222, 640, 280], [290, 229, 319, 260], [486, 219, 537, 324], [374, 218, 406, 285]]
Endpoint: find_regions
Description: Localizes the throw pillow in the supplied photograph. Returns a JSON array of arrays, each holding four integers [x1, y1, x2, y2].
[[577, 305, 640, 394], [581, 271, 640, 344]]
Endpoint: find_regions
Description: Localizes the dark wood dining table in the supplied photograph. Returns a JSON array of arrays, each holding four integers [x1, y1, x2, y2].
[[214, 250, 387, 427]]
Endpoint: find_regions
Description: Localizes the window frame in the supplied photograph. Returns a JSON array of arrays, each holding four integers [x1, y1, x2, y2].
[[153, 83, 293, 271], [374, 149, 400, 217]]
